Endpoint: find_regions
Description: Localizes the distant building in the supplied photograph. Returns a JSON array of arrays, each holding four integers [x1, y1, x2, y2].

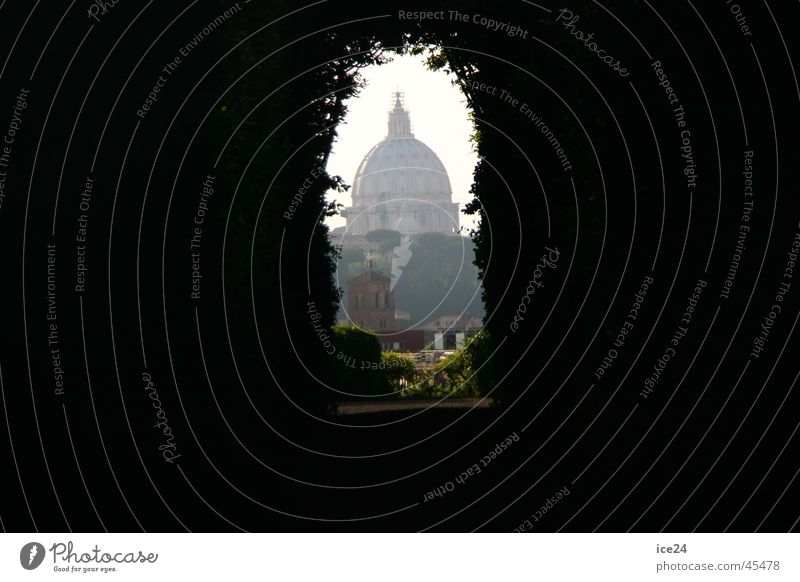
[[414, 314, 483, 350], [394, 309, 411, 326], [346, 269, 395, 332], [342, 92, 459, 236], [420, 314, 482, 332], [379, 329, 435, 353]]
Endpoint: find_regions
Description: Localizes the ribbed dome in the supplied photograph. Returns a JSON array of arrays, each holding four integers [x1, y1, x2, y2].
[[352, 137, 453, 201], [342, 92, 459, 236]]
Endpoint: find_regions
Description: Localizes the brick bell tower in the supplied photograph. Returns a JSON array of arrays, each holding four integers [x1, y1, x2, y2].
[[346, 265, 396, 332]]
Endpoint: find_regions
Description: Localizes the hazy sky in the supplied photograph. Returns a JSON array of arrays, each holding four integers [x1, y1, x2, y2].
[[324, 53, 479, 233]]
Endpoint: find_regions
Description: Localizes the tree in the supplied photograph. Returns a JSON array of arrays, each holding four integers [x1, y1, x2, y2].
[[393, 233, 484, 323], [381, 352, 417, 393], [332, 325, 388, 397], [404, 332, 489, 398], [364, 229, 402, 254]]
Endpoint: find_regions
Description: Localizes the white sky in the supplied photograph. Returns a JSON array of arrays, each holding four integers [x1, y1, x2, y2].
[[324, 53, 479, 233]]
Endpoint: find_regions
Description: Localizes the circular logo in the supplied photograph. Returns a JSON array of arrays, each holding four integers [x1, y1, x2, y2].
[[20, 542, 45, 570]]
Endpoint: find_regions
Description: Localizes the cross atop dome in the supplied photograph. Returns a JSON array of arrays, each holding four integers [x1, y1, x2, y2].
[[387, 90, 413, 137]]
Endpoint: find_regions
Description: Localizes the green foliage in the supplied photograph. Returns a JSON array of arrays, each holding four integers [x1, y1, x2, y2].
[[393, 233, 483, 323], [380, 352, 417, 391], [338, 245, 364, 267], [364, 229, 402, 253], [416, 4, 627, 404], [332, 325, 388, 396], [332, 324, 382, 361], [462, 330, 494, 397], [403, 332, 489, 398], [215, 0, 625, 407], [212, 2, 391, 409]]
